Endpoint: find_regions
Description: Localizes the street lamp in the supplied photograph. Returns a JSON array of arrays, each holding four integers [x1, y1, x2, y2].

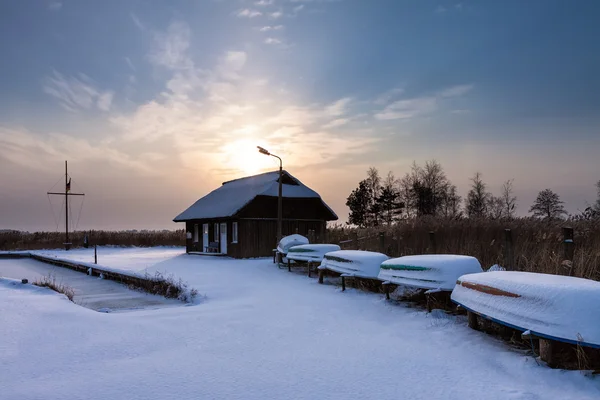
[[257, 146, 283, 246]]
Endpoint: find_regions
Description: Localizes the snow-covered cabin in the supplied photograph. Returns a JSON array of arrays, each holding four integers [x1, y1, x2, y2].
[[173, 170, 338, 258]]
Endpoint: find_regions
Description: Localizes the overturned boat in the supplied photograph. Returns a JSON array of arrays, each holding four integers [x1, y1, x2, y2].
[[286, 244, 341, 263], [319, 250, 389, 279], [277, 234, 309, 256], [378, 255, 482, 291], [451, 271, 600, 348]]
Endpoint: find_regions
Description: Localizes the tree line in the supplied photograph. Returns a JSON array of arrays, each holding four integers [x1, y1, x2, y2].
[[345, 161, 600, 227]]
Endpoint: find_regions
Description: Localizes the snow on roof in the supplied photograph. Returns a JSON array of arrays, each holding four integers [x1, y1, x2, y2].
[[174, 170, 338, 221]]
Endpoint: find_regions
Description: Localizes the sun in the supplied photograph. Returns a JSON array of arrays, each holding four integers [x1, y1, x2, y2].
[[221, 139, 275, 176]]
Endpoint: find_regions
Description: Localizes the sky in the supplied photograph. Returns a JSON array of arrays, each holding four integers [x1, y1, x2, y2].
[[1, 0, 599, 232]]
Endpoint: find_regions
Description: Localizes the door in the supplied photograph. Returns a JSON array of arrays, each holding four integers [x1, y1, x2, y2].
[[202, 224, 209, 252], [220, 222, 227, 254]]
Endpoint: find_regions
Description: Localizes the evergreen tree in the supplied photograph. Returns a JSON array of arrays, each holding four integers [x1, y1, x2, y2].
[[376, 185, 404, 225], [346, 180, 372, 228], [466, 172, 489, 218], [529, 189, 567, 220]]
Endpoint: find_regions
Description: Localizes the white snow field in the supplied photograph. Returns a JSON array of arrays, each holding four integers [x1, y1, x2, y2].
[[452, 271, 600, 348], [2, 247, 600, 400]]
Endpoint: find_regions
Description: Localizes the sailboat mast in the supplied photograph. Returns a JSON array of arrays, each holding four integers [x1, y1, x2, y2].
[[65, 160, 69, 248]]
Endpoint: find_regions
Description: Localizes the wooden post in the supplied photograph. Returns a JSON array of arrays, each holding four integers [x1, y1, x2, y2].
[[426, 294, 432, 313], [383, 282, 390, 300], [318, 269, 324, 284], [94, 245, 97, 264], [467, 311, 479, 331], [287, 258, 291, 272], [539, 339, 555, 367], [504, 229, 514, 270], [307, 262, 311, 277], [352, 231, 359, 250], [341, 276, 346, 291], [379, 232, 385, 254], [562, 227, 574, 276], [429, 231, 437, 254]]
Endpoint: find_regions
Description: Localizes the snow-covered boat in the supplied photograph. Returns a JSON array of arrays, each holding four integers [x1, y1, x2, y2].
[[451, 271, 600, 348], [319, 250, 389, 279], [276, 234, 309, 256], [378, 255, 482, 291], [286, 244, 341, 263]]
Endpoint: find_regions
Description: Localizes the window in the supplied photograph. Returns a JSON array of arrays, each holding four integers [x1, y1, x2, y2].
[[232, 222, 238, 243], [214, 223, 219, 242], [193, 224, 199, 243], [203, 224, 208, 234]]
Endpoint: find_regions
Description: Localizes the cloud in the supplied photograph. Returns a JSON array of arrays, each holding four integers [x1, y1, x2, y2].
[[237, 9, 263, 18], [109, 20, 375, 180], [43, 71, 114, 112], [325, 97, 352, 117], [374, 84, 473, 120], [148, 21, 192, 70], [124, 57, 136, 72], [269, 11, 283, 19], [0, 126, 155, 175], [322, 118, 349, 129], [374, 87, 404, 105], [264, 37, 282, 45], [48, 2, 62, 10], [255, 0, 274, 5], [440, 84, 473, 97], [435, 5, 446, 13], [259, 25, 284, 32], [130, 13, 144, 30], [293, 5, 305, 13], [97, 91, 114, 111]]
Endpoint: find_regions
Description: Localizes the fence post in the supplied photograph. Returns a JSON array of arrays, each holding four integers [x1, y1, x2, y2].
[[429, 231, 437, 254], [504, 229, 514, 270], [352, 231, 359, 250], [562, 227, 574, 276], [379, 232, 385, 254], [94, 245, 97, 265]]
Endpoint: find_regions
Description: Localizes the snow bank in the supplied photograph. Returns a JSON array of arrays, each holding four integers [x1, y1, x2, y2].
[[319, 250, 389, 279], [276, 234, 309, 255], [286, 244, 341, 263], [2, 250, 600, 400], [451, 271, 600, 348], [378, 255, 482, 291]]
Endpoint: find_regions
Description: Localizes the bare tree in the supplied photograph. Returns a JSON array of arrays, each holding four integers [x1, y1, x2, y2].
[[486, 196, 504, 220], [465, 172, 489, 218], [595, 180, 600, 212], [529, 189, 567, 220], [366, 167, 381, 225], [440, 184, 462, 218], [500, 179, 517, 219]]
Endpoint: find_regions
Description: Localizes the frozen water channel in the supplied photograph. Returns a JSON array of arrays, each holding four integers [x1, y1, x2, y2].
[[0, 258, 181, 312]]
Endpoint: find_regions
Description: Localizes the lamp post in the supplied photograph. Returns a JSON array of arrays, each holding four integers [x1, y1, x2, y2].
[[257, 146, 283, 245]]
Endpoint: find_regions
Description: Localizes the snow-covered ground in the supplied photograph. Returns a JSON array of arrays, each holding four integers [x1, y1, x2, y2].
[[1, 247, 599, 400]]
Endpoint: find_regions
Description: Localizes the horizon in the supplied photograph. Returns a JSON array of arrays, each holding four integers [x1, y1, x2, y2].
[[1, 0, 599, 232]]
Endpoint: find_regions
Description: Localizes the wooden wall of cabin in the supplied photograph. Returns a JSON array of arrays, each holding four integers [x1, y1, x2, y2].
[[238, 219, 326, 258], [237, 196, 337, 221], [184, 219, 325, 258], [184, 220, 242, 257]]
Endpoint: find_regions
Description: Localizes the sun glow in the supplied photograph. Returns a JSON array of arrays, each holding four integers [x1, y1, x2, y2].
[[221, 138, 277, 176]]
